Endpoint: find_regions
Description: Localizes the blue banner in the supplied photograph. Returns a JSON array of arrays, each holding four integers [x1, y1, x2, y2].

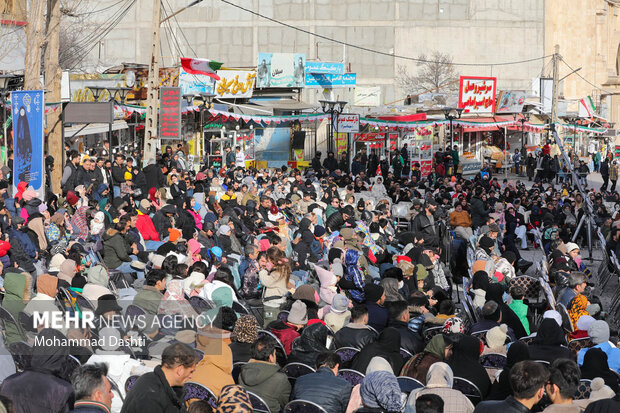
[[12, 90, 44, 197], [305, 73, 357, 88], [305, 62, 345, 75]]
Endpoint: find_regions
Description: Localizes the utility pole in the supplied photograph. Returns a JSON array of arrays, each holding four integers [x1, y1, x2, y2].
[[45, 0, 62, 193], [24, 0, 46, 89], [143, 0, 162, 164], [551, 44, 560, 125]]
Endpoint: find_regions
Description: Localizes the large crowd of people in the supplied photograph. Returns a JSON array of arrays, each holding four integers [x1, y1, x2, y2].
[[0, 142, 619, 413]]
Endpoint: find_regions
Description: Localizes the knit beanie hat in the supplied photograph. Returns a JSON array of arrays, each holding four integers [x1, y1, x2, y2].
[[589, 377, 616, 400], [486, 324, 508, 349], [292, 284, 318, 304], [588, 320, 610, 345], [66, 191, 79, 206], [168, 228, 181, 242], [364, 284, 384, 303], [331, 294, 349, 314], [288, 300, 308, 325], [576, 315, 596, 332]]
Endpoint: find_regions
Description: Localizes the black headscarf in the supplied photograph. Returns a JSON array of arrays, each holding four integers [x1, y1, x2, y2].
[[30, 328, 70, 379], [472, 271, 490, 291], [533, 318, 566, 346], [580, 348, 620, 392], [352, 327, 404, 375], [287, 323, 329, 367], [448, 335, 491, 397]]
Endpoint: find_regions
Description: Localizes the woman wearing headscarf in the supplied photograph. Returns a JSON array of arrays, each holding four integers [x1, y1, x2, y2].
[[487, 341, 530, 400], [379, 277, 404, 303], [57, 258, 77, 287], [24, 274, 61, 323], [401, 334, 453, 384], [580, 347, 620, 393], [216, 384, 253, 413], [407, 362, 475, 413], [287, 322, 330, 366], [357, 370, 403, 413], [352, 327, 404, 375], [346, 356, 393, 413], [158, 279, 199, 319], [568, 294, 589, 331], [293, 217, 317, 268], [2, 270, 32, 343], [229, 315, 259, 363], [81, 265, 112, 305], [448, 335, 492, 398], [528, 318, 573, 363], [469, 270, 490, 309]]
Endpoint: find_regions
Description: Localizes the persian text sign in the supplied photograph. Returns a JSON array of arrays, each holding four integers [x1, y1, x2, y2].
[[215, 70, 256, 98], [159, 87, 182, 140], [305, 73, 357, 88], [305, 62, 345, 75], [458, 76, 497, 114], [179, 69, 214, 96], [336, 114, 360, 133]]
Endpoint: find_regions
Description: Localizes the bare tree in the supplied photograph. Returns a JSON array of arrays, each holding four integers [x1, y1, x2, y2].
[[397, 51, 459, 97]]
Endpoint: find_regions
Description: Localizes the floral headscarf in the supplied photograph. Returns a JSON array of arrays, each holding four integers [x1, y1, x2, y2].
[[568, 294, 588, 330]]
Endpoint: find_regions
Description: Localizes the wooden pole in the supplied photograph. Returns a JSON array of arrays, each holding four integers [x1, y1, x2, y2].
[[45, 0, 62, 194], [24, 0, 46, 90]]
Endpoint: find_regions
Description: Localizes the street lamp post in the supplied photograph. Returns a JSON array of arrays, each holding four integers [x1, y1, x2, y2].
[[319, 99, 347, 155], [184, 92, 215, 165], [443, 107, 464, 149], [0, 74, 14, 166], [513, 112, 531, 176]]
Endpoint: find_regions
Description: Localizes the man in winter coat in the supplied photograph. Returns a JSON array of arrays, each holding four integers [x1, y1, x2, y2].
[[388, 300, 424, 355], [311, 152, 322, 173], [323, 151, 338, 173], [601, 157, 610, 192], [121, 342, 198, 413], [69, 363, 114, 413], [239, 335, 291, 413], [111, 154, 126, 198], [291, 352, 353, 413], [334, 304, 377, 349], [9, 217, 37, 274], [61, 150, 81, 195], [143, 159, 165, 192], [470, 187, 491, 229]]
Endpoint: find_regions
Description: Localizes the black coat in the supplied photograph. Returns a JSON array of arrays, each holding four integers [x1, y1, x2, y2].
[[448, 335, 491, 398], [0, 329, 75, 413], [334, 325, 377, 350], [351, 327, 404, 374], [325, 211, 345, 233], [120, 365, 185, 413], [143, 163, 165, 191], [229, 341, 253, 363], [323, 156, 338, 172], [527, 319, 573, 363], [93, 166, 112, 189], [470, 196, 491, 229], [291, 367, 353, 413], [474, 396, 531, 413], [287, 323, 330, 367], [388, 319, 424, 355]]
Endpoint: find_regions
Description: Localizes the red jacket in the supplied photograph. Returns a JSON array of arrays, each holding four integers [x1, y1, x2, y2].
[[136, 213, 159, 241], [0, 240, 10, 257]]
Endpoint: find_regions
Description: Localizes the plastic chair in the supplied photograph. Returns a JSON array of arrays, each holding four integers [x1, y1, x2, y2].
[[183, 381, 218, 409], [337, 369, 365, 386], [108, 376, 124, 403], [452, 376, 483, 405], [232, 361, 246, 384], [17, 311, 35, 333], [194, 348, 204, 362], [423, 326, 443, 343], [400, 347, 414, 361], [284, 400, 329, 413], [60, 355, 82, 382], [75, 294, 96, 313], [509, 276, 541, 302], [335, 347, 360, 366], [0, 305, 26, 341], [188, 296, 215, 313], [125, 304, 146, 318], [283, 362, 316, 383], [247, 390, 272, 413], [7, 341, 32, 370], [258, 329, 287, 366], [574, 379, 592, 400], [480, 353, 508, 370], [397, 376, 424, 394], [124, 375, 140, 393]]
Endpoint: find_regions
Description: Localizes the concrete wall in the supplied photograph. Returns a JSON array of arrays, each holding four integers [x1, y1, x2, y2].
[[90, 0, 545, 106]]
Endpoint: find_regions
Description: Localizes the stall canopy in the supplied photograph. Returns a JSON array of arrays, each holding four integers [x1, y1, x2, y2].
[[461, 116, 512, 132], [64, 120, 128, 137], [252, 99, 315, 112], [377, 113, 427, 122]]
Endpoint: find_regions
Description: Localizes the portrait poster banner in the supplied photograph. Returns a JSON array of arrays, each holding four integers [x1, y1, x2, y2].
[[256, 53, 306, 88], [159, 87, 182, 140], [12, 90, 44, 198]]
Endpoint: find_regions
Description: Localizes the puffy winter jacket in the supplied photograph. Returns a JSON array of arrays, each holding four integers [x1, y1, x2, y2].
[[121, 365, 185, 413], [135, 213, 159, 241], [102, 229, 131, 269], [292, 367, 353, 413], [238, 361, 291, 413]]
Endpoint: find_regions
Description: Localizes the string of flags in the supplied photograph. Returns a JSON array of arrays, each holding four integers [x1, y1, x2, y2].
[[18, 101, 611, 135]]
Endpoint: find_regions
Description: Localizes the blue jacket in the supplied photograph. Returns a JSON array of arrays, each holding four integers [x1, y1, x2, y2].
[[291, 367, 353, 413], [10, 227, 36, 258], [578, 342, 620, 373], [365, 301, 389, 333]]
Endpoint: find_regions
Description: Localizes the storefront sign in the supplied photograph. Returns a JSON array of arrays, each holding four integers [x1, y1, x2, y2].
[[335, 133, 348, 155], [389, 133, 398, 152], [354, 86, 381, 107], [354, 132, 385, 142], [458, 76, 497, 114], [305, 73, 357, 88], [12, 90, 45, 198], [179, 68, 215, 96], [69, 74, 125, 102], [337, 114, 360, 133], [414, 125, 433, 140], [209, 155, 222, 169], [215, 70, 256, 98], [495, 90, 526, 114], [256, 53, 306, 88], [203, 122, 224, 130], [461, 160, 483, 175], [159, 87, 182, 140], [305, 62, 345, 75]]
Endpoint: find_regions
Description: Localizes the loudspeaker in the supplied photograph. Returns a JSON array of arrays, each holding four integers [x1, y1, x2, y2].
[[292, 131, 306, 149]]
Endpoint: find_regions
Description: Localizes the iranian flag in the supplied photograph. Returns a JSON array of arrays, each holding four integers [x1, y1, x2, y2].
[[180, 58, 223, 80], [578, 96, 596, 118]]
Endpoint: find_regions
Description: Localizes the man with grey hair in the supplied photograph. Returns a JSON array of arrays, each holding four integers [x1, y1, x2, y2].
[[70, 363, 114, 412], [557, 272, 588, 308]]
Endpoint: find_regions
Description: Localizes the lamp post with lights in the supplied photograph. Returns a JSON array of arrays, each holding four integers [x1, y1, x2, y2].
[[319, 99, 347, 155], [443, 107, 463, 149]]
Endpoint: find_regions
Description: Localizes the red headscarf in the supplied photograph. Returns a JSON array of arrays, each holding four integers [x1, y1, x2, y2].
[[148, 187, 157, 202], [15, 182, 27, 201]]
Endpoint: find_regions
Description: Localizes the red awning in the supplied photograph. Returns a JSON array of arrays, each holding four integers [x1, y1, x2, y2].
[[460, 116, 512, 133], [377, 113, 427, 122]]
